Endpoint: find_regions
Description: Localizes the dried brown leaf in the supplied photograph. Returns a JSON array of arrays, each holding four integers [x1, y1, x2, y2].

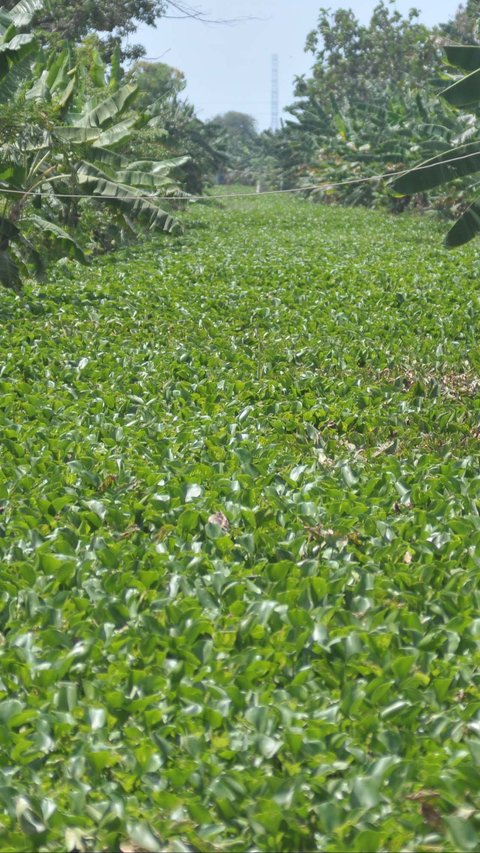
[[119, 843, 148, 853], [420, 802, 443, 829], [407, 789, 440, 802], [117, 525, 141, 540], [99, 474, 117, 493], [208, 511, 229, 531]]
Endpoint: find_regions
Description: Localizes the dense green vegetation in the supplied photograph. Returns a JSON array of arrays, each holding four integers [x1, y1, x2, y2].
[[1, 194, 480, 851], [217, 2, 480, 237], [0, 1, 227, 291], [4, 0, 480, 294], [394, 42, 480, 246], [3, 0, 480, 849], [0, 2, 183, 290]]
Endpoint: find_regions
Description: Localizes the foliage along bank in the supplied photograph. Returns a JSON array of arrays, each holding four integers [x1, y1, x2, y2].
[[0, 0, 227, 291]]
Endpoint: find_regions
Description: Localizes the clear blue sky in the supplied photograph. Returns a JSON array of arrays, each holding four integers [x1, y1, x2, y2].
[[135, 0, 461, 129]]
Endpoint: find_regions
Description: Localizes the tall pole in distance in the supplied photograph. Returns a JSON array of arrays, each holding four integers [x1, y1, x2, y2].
[[271, 54, 279, 133]]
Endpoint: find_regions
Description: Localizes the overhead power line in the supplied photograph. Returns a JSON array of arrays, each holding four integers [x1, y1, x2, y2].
[[0, 150, 474, 203]]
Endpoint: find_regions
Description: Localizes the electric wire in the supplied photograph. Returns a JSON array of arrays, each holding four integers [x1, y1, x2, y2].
[[0, 147, 476, 203]]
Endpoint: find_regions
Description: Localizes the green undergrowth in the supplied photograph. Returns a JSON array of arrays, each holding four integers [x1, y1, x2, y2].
[[1, 196, 480, 852]]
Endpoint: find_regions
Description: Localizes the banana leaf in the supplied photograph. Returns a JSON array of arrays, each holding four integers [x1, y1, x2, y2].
[[76, 84, 138, 129], [444, 45, 480, 73], [440, 67, 480, 107], [29, 214, 86, 263], [87, 46, 106, 90], [92, 118, 137, 148], [0, 51, 33, 102], [76, 161, 178, 232], [26, 49, 75, 106], [114, 170, 178, 191], [109, 44, 122, 93], [393, 141, 480, 194], [7, 0, 42, 27], [126, 156, 191, 174], [45, 50, 69, 91], [25, 69, 49, 101], [0, 214, 19, 240], [0, 32, 36, 76], [0, 249, 21, 290], [56, 74, 75, 109], [0, 12, 12, 33], [85, 147, 129, 172], [444, 200, 480, 247], [53, 126, 103, 144]]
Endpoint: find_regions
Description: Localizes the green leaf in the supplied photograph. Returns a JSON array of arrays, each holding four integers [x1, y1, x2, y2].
[[53, 126, 101, 144], [352, 777, 381, 808], [84, 499, 106, 519], [353, 829, 382, 852], [444, 44, 480, 72], [88, 707, 106, 731], [28, 215, 86, 263], [126, 156, 190, 174], [444, 200, 480, 247], [114, 170, 177, 191], [0, 32, 36, 66], [0, 249, 21, 291], [178, 509, 200, 532], [7, 0, 43, 28], [76, 161, 178, 233], [341, 463, 358, 486], [85, 146, 128, 171], [393, 142, 480, 195], [86, 750, 122, 771], [258, 735, 282, 758], [126, 822, 162, 853], [441, 67, 480, 107], [446, 816, 479, 852], [93, 118, 138, 149], [184, 483, 202, 502], [0, 51, 34, 103], [76, 84, 138, 128], [0, 699, 25, 722], [253, 799, 283, 833]]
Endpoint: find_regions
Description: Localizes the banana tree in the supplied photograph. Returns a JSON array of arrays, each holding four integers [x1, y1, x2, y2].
[[0, 0, 85, 288], [37, 76, 188, 236], [0, 4, 187, 290], [393, 44, 480, 246]]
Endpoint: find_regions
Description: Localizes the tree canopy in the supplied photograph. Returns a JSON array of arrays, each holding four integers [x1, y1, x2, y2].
[[0, 0, 220, 59], [1, 0, 166, 58], [132, 61, 186, 111], [296, 2, 440, 108]]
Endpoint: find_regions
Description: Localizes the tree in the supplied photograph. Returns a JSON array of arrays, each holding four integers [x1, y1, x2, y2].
[[1, 0, 167, 59], [1, 1, 237, 59], [275, 2, 454, 206], [213, 112, 257, 139], [394, 44, 480, 246], [132, 61, 186, 111], [126, 62, 225, 193], [0, 5, 187, 290], [207, 112, 260, 183], [294, 2, 440, 116], [439, 0, 480, 45]]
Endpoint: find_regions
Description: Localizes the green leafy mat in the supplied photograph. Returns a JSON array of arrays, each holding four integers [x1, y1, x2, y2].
[[1, 196, 480, 851]]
